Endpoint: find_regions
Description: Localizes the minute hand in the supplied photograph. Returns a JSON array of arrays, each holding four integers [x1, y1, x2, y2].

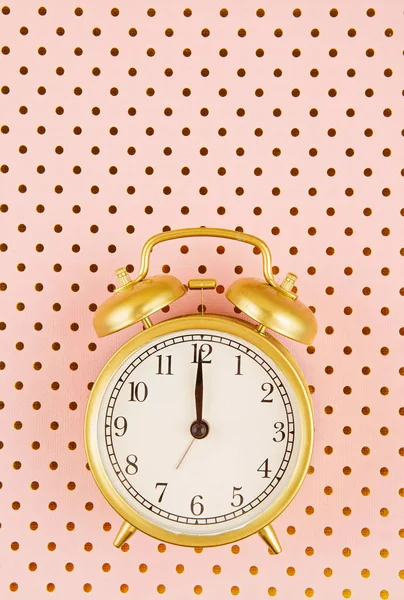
[[195, 349, 204, 424]]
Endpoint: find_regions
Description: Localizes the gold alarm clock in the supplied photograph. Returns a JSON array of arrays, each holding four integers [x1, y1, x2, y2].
[[85, 227, 317, 554]]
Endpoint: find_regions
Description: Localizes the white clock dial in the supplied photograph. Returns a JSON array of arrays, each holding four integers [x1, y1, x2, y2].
[[96, 328, 302, 536]]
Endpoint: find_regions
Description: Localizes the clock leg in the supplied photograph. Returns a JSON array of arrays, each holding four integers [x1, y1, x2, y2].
[[113, 521, 137, 548], [258, 524, 282, 555]]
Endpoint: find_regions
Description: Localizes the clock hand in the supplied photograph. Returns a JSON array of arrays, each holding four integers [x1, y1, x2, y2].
[[190, 348, 209, 439], [175, 437, 196, 470], [195, 347, 203, 425]]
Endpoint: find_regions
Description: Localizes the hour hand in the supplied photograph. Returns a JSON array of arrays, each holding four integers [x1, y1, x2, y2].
[[190, 348, 209, 439]]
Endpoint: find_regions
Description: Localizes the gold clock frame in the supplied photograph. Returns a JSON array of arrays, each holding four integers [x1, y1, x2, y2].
[[85, 313, 314, 550]]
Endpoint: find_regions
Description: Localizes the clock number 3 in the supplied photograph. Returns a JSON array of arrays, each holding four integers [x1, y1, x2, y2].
[[125, 454, 138, 475], [273, 421, 286, 442]]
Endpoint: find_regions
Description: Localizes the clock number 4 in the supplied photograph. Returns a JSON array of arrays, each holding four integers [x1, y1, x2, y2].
[[257, 458, 272, 478], [125, 454, 138, 475], [192, 343, 212, 364], [156, 354, 173, 375], [128, 381, 148, 402]]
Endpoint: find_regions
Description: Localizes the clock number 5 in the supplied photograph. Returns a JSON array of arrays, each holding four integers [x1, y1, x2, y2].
[[190, 495, 204, 516], [128, 381, 148, 402], [231, 486, 244, 508]]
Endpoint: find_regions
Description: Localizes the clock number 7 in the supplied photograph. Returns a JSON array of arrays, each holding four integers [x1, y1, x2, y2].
[[155, 482, 168, 503]]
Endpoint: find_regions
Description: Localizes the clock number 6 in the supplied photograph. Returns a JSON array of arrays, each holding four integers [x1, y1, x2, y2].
[[190, 495, 204, 516], [125, 454, 138, 475]]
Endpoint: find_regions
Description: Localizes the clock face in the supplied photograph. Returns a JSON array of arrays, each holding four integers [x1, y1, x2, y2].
[[93, 324, 306, 538]]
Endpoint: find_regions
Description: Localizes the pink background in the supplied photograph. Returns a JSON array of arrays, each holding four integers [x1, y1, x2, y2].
[[1, 1, 403, 598]]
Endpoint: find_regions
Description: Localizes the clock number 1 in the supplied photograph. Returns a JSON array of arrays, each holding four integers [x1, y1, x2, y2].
[[235, 355, 243, 375]]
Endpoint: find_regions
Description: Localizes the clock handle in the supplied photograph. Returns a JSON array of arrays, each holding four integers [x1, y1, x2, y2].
[[133, 227, 292, 296]]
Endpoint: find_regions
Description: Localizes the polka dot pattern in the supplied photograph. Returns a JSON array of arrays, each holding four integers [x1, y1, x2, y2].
[[0, 1, 403, 597]]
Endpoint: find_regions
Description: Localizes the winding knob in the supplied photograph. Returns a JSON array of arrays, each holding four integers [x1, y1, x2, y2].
[[280, 272, 297, 292]]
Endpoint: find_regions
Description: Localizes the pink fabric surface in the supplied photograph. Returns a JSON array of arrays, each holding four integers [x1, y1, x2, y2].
[[1, 1, 403, 598]]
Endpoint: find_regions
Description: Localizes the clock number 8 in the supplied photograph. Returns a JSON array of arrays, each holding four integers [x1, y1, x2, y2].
[[125, 454, 138, 475]]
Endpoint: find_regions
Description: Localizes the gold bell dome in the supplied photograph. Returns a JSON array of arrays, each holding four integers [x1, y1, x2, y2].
[[93, 270, 186, 337], [226, 276, 317, 345]]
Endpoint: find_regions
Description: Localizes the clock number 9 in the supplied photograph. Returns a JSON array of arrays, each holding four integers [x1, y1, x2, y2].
[[113, 416, 127, 437], [190, 494, 204, 516], [128, 381, 148, 402], [125, 454, 138, 475]]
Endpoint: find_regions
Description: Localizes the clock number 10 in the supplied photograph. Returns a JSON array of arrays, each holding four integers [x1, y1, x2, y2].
[[128, 381, 148, 402]]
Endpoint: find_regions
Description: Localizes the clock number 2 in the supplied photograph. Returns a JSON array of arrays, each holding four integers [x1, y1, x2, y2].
[[128, 381, 148, 402], [261, 382, 274, 402], [125, 454, 138, 475]]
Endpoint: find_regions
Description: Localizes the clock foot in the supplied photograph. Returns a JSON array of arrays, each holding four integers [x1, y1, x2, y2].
[[258, 524, 282, 555], [113, 521, 137, 548]]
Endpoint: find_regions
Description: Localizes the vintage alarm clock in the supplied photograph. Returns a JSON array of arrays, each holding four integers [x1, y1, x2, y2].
[[85, 227, 317, 554]]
